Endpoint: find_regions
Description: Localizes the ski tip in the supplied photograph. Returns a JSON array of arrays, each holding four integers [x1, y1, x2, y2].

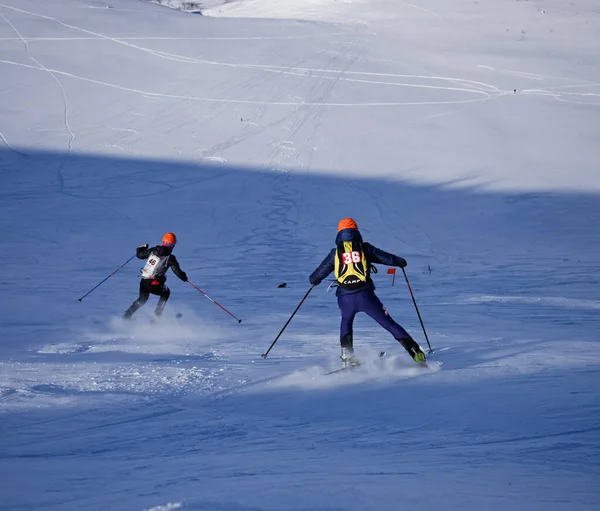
[[324, 367, 347, 375]]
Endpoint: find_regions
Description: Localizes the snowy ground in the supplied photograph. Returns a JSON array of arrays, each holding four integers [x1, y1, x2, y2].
[[150, 0, 226, 13], [1, 0, 599, 510]]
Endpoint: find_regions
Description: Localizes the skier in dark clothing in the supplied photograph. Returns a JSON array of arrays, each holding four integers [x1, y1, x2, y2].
[[309, 218, 426, 367], [123, 232, 188, 319]]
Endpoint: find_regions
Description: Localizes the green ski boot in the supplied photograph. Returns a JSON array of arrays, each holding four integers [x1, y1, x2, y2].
[[412, 350, 427, 366]]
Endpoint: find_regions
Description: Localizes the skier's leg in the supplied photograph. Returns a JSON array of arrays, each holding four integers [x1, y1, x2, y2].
[[359, 290, 408, 337], [124, 280, 150, 319], [154, 285, 171, 317], [359, 290, 425, 361], [338, 294, 358, 349], [337, 294, 359, 365]]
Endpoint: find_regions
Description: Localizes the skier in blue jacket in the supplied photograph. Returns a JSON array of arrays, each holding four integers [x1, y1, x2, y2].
[[309, 218, 426, 367]]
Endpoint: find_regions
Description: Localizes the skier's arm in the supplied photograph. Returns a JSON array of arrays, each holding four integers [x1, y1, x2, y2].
[[309, 249, 336, 285], [136, 244, 151, 259], [364, 243, 407, 268], [168, 254, 188, 282]]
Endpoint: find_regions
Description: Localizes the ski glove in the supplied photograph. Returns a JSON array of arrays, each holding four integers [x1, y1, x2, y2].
[[309, 275, 321, 286], [395, 256, 407, 268]]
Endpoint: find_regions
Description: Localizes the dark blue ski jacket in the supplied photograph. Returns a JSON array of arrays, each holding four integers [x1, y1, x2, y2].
[[309, 228, 407, 296]]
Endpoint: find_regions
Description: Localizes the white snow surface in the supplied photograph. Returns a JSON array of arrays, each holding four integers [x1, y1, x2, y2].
[[1, 0, 599, 510], [150, 0, 226, 13]]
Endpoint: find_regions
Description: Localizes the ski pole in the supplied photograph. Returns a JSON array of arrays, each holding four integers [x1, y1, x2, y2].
[[402, 268, 433, 354], [261, 285, 314, 358], [78, 255, 136, 302], [188, 281, 242, 323]]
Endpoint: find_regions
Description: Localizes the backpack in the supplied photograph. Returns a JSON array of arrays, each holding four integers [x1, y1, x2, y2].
[[334, 240, 369, 290]]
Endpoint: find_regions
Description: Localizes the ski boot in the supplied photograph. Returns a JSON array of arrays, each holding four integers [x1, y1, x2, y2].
[[341, 347, 360, 369], [397, 337, 427, 366], [412, 350, 427, 366]]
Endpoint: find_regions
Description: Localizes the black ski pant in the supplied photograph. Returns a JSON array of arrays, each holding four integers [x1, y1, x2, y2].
[[124, 278, 171, 318]]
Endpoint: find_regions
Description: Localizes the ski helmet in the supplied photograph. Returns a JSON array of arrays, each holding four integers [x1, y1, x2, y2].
[[162, 232, 177, 247], [338, 218, 358, 232]]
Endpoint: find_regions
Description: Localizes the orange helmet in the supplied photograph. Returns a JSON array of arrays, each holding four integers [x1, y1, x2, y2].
[[337, 218, 358, 232], [162, 232, 177, 247]]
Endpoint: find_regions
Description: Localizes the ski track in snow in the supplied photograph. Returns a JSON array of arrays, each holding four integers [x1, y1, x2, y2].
[[461, 295, 600, 310], [398, 0, 446, 22], [0, 8, 74, 191], [0, 33, 349, 41], [0, 129, 29, 159], [0, 0, 596, 181], [0, 130, 12, 150], [0, 57, 499, 107]]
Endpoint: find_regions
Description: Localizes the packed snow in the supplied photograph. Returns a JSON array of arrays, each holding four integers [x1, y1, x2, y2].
[[1, 0, 599, 510]]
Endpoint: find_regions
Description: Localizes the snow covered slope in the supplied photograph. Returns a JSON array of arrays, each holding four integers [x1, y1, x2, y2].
[[1, 0, 599, 510]]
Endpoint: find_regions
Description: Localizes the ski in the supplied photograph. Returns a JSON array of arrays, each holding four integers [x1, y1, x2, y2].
[[324, 351, 386, 375], [324, 366, 353, 376]]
